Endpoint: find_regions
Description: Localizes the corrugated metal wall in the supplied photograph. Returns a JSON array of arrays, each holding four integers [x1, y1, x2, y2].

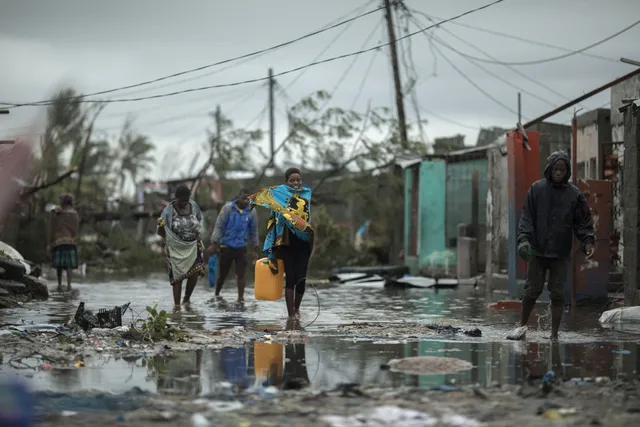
[[445, 158, 488, 247]]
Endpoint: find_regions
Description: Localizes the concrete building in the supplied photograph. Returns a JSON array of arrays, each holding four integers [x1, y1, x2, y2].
[[574, 108, 612, 180], [610, 74, 640, 272]]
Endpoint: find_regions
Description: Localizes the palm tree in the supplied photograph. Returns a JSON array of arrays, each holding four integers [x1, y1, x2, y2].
[[117, 119, 155, 194]]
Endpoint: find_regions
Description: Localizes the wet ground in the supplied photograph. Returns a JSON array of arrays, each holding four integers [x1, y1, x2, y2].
[[1, 274, 640, 425]]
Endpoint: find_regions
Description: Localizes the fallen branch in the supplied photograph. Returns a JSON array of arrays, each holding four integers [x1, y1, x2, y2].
[[21, 166, 79, 197]]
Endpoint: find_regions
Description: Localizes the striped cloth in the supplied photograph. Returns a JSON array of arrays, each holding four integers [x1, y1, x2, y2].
[[51, 244, 78, 269]]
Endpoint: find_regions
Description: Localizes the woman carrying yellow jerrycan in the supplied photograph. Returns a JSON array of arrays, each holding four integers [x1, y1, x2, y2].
[[250, 168, 314, 320]]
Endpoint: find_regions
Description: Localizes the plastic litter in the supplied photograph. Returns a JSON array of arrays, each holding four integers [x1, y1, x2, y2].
[[192, 413, 210, 427], [441, 414, 483, 426], [612, 349, 631, 354], [506, 326, 527, 341], [74, 301, 131, 331], [322, 406, 438, 427], [599, 306, 640, 324]]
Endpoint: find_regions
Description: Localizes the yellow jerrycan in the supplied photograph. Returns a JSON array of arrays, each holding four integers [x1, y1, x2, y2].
[[254, 341, 283, 383], [254, 257, 284, 301]]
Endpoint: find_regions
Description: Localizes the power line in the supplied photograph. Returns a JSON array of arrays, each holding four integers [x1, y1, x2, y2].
[[349, 49, 380, 110], [409, 8, 575, 108], [421, 12, 621, 64], [253, 15, 390, 187], [423, 31, 558, 108], [0, 3, 384, 108], [4, 0, 508, 108], [419, 106, 481, 131], [430, 40, 525, 119], [283, 0, 375, 91], [110, 1, 381, 100], [427, 18, 640, 67]]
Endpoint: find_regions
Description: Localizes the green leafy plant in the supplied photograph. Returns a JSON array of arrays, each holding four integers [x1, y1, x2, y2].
[[137, 304, 181, 342]]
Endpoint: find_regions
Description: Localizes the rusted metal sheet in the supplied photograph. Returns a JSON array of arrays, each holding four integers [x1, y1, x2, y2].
[[567, 179, 613, 302]]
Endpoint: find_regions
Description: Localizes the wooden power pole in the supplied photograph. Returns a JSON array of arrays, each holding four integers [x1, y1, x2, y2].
[[268, 68, 276, 168], [384, 0, 409, 148], [383, 0, 410, 264]]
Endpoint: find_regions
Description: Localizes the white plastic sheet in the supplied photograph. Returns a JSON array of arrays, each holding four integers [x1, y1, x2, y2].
[[599, 306, 640, 324]]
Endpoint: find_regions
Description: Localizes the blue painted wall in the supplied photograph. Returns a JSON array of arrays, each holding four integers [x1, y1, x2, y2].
[[445, 158, 488, 246], [404, 160, 451, 272]]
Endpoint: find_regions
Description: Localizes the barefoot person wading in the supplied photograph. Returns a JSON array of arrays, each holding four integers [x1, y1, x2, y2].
[[157, 185, 205, 310], [508, 151, 595, 341], [209, 189, 259, 303], [48, 193, 80, 290], [250, 168, 314, 320]]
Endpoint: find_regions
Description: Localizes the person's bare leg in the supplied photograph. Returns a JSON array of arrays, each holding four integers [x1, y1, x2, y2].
[[550, 305, 563, 341], [66, 268, 73, 290], [520, 298, 537, 327], [172, 280, 183, 308], [285, 289, 295, 318], [183, 274, 198, 304], [236, 253, 246, 303], [294, 292, 304, 318], [56, 268, 63, 289]]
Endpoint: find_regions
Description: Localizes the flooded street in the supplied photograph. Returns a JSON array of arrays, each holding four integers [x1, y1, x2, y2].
[[1, 275, 639, 400]]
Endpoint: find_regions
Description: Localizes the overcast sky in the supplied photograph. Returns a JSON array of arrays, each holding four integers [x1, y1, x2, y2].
[[1, 0, 638, 180]]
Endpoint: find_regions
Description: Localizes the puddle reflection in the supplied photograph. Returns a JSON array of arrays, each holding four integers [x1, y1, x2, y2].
[[15, 338, 640, 396]]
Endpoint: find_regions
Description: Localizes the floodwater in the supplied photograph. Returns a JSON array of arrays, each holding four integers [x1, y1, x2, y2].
[[1, 274, 640, 397]]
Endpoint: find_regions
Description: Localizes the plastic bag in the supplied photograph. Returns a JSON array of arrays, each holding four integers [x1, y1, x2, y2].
[[208, 254, 218, 288], [599, 306, 640, 324]]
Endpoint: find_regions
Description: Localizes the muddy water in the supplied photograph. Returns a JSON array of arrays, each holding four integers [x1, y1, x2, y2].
[[1, 275, 639, 396]]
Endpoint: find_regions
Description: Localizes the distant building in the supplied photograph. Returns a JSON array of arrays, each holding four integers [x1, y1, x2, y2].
[[476, 127, 509, 147], [433, 134, 465, 154]]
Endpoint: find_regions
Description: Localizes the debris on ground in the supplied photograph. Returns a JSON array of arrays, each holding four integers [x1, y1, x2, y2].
[[337, 321, 482, 339], [30, 380, 640, 427], [73, 301, 131, 331], [383, 356, 473, 375], [506, 326, 527, 341]]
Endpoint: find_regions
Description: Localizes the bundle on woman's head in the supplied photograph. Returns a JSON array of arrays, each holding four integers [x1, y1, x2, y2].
[[285, 167, 301, 181], [175, 184, 191, 199]]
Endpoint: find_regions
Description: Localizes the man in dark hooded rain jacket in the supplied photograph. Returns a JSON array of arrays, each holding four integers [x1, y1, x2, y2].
[[507, 151, 595, 341]]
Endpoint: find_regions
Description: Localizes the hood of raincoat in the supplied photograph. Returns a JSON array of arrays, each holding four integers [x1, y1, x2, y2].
[[543, 151, 571, 184]]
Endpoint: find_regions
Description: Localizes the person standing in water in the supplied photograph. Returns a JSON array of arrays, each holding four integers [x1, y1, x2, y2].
[[48, 193, 80, 290], [209, 189, 259, 302], [508, 151, 594, 341], [157, 185, 205, 310], [250, 168, 314, 320]]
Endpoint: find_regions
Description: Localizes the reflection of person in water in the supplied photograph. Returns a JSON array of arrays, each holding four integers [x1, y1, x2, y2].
[[153, 350, 203, 396], [281, 344, 310, 390], [221, 347, 253, 389]]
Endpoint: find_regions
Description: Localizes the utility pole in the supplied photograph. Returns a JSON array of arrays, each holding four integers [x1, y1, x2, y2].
[[384, 0, 409, 264], [268, 68, 276, 168], [384, 0, 408, 148]]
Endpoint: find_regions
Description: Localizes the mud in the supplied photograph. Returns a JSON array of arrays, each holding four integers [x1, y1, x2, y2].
[[337, 321, 483, 339], [35, 380, 640, 426]]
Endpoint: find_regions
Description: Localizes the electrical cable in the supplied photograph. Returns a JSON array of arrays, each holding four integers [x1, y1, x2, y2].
[[0, 3, 384, 108], [418, 106, 481, 131], [290, 277, 321, 330], [3, 0, 508, 108], [283, 0, 376, 91], [408, 8, 574, 108], [252, 16, 385, 188], [349, 50, 380, 110], [430, 40, 526, 119], [423, 18, 640, 67], [420, 12, 622, 64]]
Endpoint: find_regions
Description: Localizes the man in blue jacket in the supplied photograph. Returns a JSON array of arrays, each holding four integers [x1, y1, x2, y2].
[[209, 189, 259, 302]]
